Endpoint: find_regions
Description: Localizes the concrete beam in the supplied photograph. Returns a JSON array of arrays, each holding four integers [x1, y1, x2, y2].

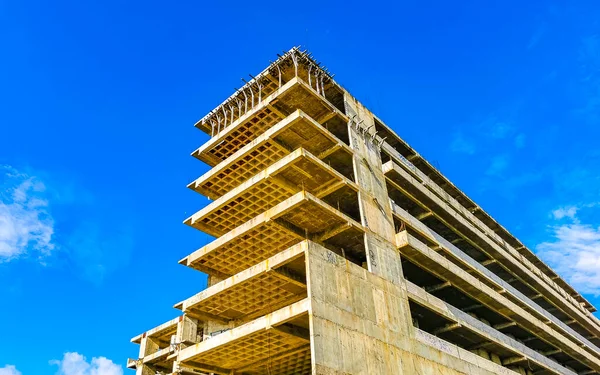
[[502, 356, 526, 366], [177, 243, 307, 324], [463, 304, 484, 313], [494, 322, 518, 330], [185, 148, 358, 237], [407, 281, 578, 375], [131, 317, 180, 344], [425, 281, 452, 293], [178, 299, 310, 370], [181, 191, 363, 276], [381, 142, 594, 313], [416, 211, 434, 220], [392, 204, 600, 360], [433, 323, 461, 335], [481, 259, 497, 266], [236, 345, 311, 373], [193, 77, 347, 166], [399, 232, 600, 371], [384, 160, 600, 333]]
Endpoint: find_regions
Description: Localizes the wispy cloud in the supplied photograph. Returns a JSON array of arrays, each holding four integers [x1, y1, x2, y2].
[[575, 34, 600, 123], [450, 132, 476, 155], [551, 202, 599, 222], [488, 119, 515, 139], [0, 365, 21, 375], [552, 206, 578, 220], [477, 170, 544, 202], [0, 166, 55, 262], [0, 165, 133, 284], [486, 154, 510, 176], [63, 221, 133, 285], [514, 133, 526, 148], [50, 352, 122, 375], [537, 206, 600, 296], [528, 22, 547, 50]]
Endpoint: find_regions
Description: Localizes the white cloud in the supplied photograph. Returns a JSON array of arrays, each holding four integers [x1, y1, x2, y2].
[[0, 365, 21, 375], [51, 352, 123, 375], [551, 203, 599, 221], [552, 206, 579, 220], [450, 132, 476, 155], [537, 217, 600, 295], [0, 166, 54, 261], [0, 165, 133, 283]]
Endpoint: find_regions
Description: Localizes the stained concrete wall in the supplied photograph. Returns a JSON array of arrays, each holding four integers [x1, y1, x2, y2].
[[306, 241, 526, 375], [344, 94, 403, 284]]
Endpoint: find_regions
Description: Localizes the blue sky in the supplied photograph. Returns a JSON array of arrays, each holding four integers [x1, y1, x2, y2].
[[1, 0, 600, 374]]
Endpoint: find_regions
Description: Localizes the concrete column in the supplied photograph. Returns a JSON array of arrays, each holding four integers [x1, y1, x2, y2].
[[177, 315, 199, 346], [307, 241, 413, 374], [344, 93, 403, 284], [204, 275, 231, 339], [138, 336, 159, 357], [135, 364, 155, 375]]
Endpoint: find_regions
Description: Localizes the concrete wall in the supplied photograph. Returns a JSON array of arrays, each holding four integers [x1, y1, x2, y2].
[[306, 241, 524, 375]]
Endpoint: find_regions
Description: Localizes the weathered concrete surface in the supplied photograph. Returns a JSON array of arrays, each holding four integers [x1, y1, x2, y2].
[[391, 201, 600, 356], [306, 241, 551, 374], [178, 299, 310, 373], [397, 230, 600, 371], [407, 281, 577, 375], [189, 109, 352, 199], [344, 94, 403, 284], [384, 159, 600, 334], [129, 48, 600, 375], [176, 242, 307, 325]]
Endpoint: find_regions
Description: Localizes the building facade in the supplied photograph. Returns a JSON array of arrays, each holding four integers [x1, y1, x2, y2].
[[128, 47, 600, 375]]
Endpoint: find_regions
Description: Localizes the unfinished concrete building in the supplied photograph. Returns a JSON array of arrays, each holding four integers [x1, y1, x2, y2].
[[128, 47, 600, 375]]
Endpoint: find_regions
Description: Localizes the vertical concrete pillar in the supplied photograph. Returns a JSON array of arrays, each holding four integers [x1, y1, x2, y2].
[[177, 315, 199, 346], [138, 335, 159, 357], [136, 336, 159, 375], [307, 241, 412, 375], [135, 364, 155, 375], [344, 93, 403, 284], [204, 275, 231, 338]]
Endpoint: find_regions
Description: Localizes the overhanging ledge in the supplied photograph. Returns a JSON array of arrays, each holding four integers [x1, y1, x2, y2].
[[177, 299, 310, 372]]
